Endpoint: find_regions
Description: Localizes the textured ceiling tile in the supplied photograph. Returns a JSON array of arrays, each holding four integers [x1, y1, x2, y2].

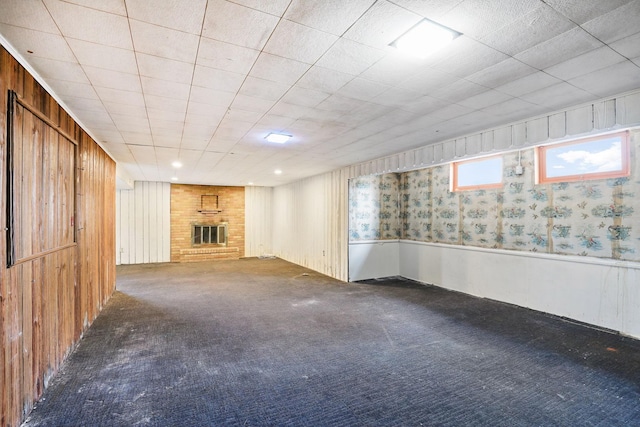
[[238, 76, 289, 101], [130, 20, 199, 63], [458, 89, 513, 110], [520, 82, 594, 109], [371, 88, 424, 107], [0, 25, 74, 61], [359, 53, 423, 85], [433, 38, 508, 78], [121, 132, 153, 145], [269, 101, 314, 119], [111, 114, 151, 132], [280, 87, 330, 107], [137, 53, 194, 84], [466, 58, 536, 88], [141, 76, 191, 100], [84, 66, 141, 92], [582, 1, 640, 43], [103, 101, 147, 118], [228, 0, 291, 16], [249, 53, 311, 85], [315, 38, 386, 75], [569, 61, 640, 97], [284, 0, 375, 35], [401, 96, 449, 114], [144, 95, 188, 113], [94, 87, 145, 106], [316, 94, 366, 114], [343, 1, 421, 49], [63, 0, 126, 15], [480, 4, 576, 56], [439, 0, 540, 39], [545, 46, 626, 81], [126, 0, 206, 34], [547, 0, 637, 24], [391, 0, 462, 20], [46, 79, 98, 100], [43, 0, 131, 49], [257, 114, 297, 129], [68, 38, 137, 74], [232, 94, 275, 113], [494, 71, 560, 97], [0, 0, 60, 33], [263, 19, 338, 64], [296, 66, 354, 92], [187, 101, 228, 118], [397, 67, 458, 95], [202, 0, 279, 50], [64, 97, 107, 113], [189, 86, 236, 107], [514, 27, 603, 70], [147, 108, 186, 122], [197, 37, 260, 74], [192, 65, 244, 93], [27, 57, 89, 83], [337, 78, 389, 102], [610, 31, 640, 58]]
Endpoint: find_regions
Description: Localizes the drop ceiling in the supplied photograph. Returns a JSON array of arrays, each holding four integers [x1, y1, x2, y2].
[[1, 0, 639, 187]]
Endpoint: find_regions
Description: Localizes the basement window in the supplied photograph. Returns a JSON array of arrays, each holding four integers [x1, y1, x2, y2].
[[193, 223, 227, 246], [537, 131, 630, 183], [452, 155, 503, 191]]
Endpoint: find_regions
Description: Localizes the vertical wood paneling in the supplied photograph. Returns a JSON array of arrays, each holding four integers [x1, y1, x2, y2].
[[115, 182, 171, 265], [1, 46, 115, 427], [245, 186, 273, 257]]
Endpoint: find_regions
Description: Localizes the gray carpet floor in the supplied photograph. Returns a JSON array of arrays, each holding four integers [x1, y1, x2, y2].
[[22, 258, 640, 426]]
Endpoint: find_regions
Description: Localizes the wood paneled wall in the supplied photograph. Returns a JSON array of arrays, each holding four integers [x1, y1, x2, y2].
[[1, 46, 116, 427]]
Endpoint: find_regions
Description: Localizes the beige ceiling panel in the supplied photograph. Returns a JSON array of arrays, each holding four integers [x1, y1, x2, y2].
[[63, 0, 126, 15], [68, 38, 137, 74], [316, 38, 386, 76], [197, 37, 260, 74], [144, 95, 189, 113], [47, 79, 99, 100], [280, 87, 330, 108], [180, 138, 210, 151], [343, 1, 420, 50], [126, 0, 206, 34], [544, 46, 626, 81], [0, 0, 60, 33], [433, 38, 508, 78], [192, 65, 245, 93], [231, 94, 275, 113], [257, 114, 296, 129], [141, 76, 191, 100], [202, 0, 279, 50], [238, 77, 289, 101], [103, 102, 147, 118], [186, 101, 228, 118], [95, 87, 145, 106], [338, 78, 389, 102], [27, 57, 89, 83], [569, 61, 640, 97], [84, 66, 141, 92], [494, 71, 561, 97], [296, 66, 354, 93], [520, 82, 594, 109], [120, 132, 154, 145], [64, 97, 108, 113], [129, 20, 199, 63], [224, 107, 263, 123], [263, 20, 338, 64], [147, 108, 187, 122], [189, 86, 236, 108], [466, 58, 536, 89], [137, 53, 194, 84], [249, 53, 311, 85], [397, 67, 458, 95], [43, 0, 131, 48], [458, 89, 513, 110], [228, 0, 290, 16], [284, 0, 376, 35], [359, 53, 423, 85], [542, 0, 632, 24], [0, 25, 74, 61]]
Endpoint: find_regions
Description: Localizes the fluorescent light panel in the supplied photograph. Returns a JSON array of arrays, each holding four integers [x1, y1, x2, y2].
[[391, 19, 461, 58], [265, 133, 291, 144]]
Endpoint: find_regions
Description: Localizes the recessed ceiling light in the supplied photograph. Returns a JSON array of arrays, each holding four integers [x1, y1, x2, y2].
[[391, 19, 461, 58], [248, 182, 254, 185], [172, 161, 182, 168], [265, 133, 291, 144], [274, 169, 282, 175], [171, 176, 178, 181]]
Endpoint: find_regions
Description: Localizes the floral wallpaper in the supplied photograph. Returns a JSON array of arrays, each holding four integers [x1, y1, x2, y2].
[[349, 130, 639, 262]]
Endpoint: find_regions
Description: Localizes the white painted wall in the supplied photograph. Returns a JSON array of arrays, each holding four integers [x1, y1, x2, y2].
[[272, 169, 349, 281], [399, 241, 640, 339], [245, 186, 273, 257], [115, 181, 171, 265], [348, 241, 400, 281]]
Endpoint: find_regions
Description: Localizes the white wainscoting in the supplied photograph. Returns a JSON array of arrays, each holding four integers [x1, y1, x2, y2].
[[399, 240, 640, 339], [245, 186, 274, 258], [348, 241, 400, 281]]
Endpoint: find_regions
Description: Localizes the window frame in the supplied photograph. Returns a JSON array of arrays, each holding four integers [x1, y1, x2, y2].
[[452, 154, 504, 192], [537, 131, 630, 184]]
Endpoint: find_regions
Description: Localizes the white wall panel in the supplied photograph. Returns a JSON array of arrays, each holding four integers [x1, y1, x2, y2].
[[349, 241, 400, 281], [115, 181, 171, 265], [399, 241, 640, 339], [245, 186, 274, 257], [272, 169, 348, 281]]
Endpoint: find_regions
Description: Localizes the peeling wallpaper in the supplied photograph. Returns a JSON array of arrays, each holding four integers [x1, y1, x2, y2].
[[349, 130, 639, 262]]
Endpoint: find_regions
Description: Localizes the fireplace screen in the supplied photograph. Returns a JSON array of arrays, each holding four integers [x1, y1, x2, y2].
[[192, 223, 227, 246]]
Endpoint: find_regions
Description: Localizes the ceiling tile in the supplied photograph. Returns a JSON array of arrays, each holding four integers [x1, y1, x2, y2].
[[63, 97, 107, 113], [514, 27, 603, 70], [284, 0, 376, 35], [263, 20, 338, 64], [316, 94, 366, 114], [296, 66, 354, 92], [358, 53, 423, 85], [494, 71, 561, 97], [269, 101, 314, 119], [224, 106, 263, 123], [458, 89, 513, 110], [197, 37, 260, 74], [583, 1, 640, 44], [68, 38, 137, 74], [187, 101, 228, 119], [192, 65, 245, 93], [433, 38, 508, 78], [202, 0, 279, 50], [188, 86, 236, 108], [111, 113, 151, 132], [480, 3, 576, 56], [63, 0, 126, 15], [231, 94, 275, 113], [544, 46, 626, 81], [103, 102, 147, 118], [227, 0, 291, 16], [137, 53, 194, 84], [466, 58, 536, 89], [569, 61, 640, 97], [147, 107, 186, 122], [343, 1, 421, 50], [257, 114, 296, 129], [543, 0, 633, 24], [43, 0, 131, 49], [249, 53, 311, 85], [397, 67, 458, 95], [144, 95, 189, 113], [46, 79, 99, 100], [280, 87, 330, 107], [520, 82, 594, 109], [337, 78, 389, 102], [27, 57, 89, 83], [84, 66, 141, 92], [610, 31, 640, 58], [95, 87, 145, 106], [0, 25, 74, 61], [0, 0, 60, 33], [141, 76, 191, 100], [126, 0, 207, 34], [316, 38, 386, 76], [238, 76, 289, 101], [121, 132, 153, 145], [130, 20, 200, 63]]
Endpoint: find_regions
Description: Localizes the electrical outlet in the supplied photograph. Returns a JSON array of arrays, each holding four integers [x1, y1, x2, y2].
[[515, 165, 524, 175]]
